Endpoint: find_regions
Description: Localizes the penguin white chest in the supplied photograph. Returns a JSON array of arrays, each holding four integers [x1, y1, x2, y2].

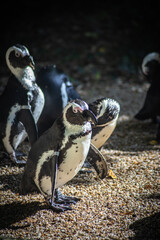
[[2, 103, 28, 152], [91, 118, 117, 149], [56, 133, 91, 188], [32, 86, 45, 123]]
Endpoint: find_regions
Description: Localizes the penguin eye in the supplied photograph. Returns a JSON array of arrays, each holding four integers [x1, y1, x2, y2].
[[73, 108, 78, 113], [15, 51, 21, 57]]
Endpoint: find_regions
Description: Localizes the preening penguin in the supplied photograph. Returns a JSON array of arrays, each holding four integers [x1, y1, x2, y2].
[[0, 44, 44, 164], [89, 98, 120, 149], [36, 65, 81, 136], [35, 66, 110, 178], [35, 64, 120, 146], [21, 99, 98, 212], [135, 52, 160, 140]]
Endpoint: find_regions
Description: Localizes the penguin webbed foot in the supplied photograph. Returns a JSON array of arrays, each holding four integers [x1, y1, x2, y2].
[[9, 152, 26, 165], [47, 198, 73, 212], [55, 189, 80, 205], [15, 150, 26, 157], [50, 201, 72, 212], [46, 189, 80, 212]]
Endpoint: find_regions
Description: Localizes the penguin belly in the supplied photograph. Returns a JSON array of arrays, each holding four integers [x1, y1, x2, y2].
[[37, 133, 91, 196], [56, 133, 91, 188], [32, 86, 45, 124], [92, 118, 117, 149], [2, 103, 27, 153]]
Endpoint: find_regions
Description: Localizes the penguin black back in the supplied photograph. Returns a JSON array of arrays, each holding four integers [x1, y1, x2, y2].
[[36, 65, 81, 135]]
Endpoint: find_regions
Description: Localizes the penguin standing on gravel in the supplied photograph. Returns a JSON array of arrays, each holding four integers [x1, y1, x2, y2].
[[21, 99, 98, 212], [35, 65, 120, 146], [0, 44, 44, 164], [135, 52, 160, 141], [35, 64, 120, 174]]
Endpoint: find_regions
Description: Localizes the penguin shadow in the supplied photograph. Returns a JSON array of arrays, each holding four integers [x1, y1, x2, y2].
[[0, 171, 23, 194], [129, 211, 160, 240], [128, 192, 160, 239], [0, 201, 45, 230]]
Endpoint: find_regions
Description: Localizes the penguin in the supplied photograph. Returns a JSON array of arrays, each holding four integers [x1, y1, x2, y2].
[[20, 99, 99, 212], [134, 52, 160, 140], [89, 98, 120, 149], [35, 65, 120, 146], [34, 63, 118, 175], [36, 65, 81, 136], [0, 44, 44, 164]]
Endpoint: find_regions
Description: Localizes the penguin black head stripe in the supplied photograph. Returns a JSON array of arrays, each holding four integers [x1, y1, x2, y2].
[[89, 98, 120, 125], [89, 98, 120, 149], [6, 44, 35, 78], [64, 99, 97, 126]]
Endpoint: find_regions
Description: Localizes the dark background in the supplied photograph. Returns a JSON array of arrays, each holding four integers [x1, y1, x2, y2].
[[1, 1, 160, 80]]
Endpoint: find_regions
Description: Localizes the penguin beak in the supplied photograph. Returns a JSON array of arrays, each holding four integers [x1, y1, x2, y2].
[[82, 109, 97, 125], [24, 55, 35, 70]]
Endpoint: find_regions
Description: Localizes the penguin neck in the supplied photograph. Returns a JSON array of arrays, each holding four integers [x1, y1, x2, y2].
[[64, 121, 92, 136], [12, 66, 35, 90]]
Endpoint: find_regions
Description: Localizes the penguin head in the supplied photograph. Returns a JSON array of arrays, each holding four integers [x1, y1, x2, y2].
[[89, 98, 120, 126], [6, 44, 35, 79], [142, 52, 160, 83], [63, 99, 97, 127]]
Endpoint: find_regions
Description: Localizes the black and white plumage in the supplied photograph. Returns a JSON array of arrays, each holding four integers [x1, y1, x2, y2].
[[0, 44, 44, 164], [20, 99, 98, 212], [135, 52, 160, 140], [35, 65, 120, 146], [89, 98, 120, 149], [36, 65, 81, 136], [35, 65, 119, 175]]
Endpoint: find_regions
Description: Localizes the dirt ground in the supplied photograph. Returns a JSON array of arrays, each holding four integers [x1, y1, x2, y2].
[[0, 3, 160, 240]]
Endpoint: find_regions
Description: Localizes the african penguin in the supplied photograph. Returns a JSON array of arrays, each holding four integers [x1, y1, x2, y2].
[[36, 65, 81, 136], [89, 98, 120, 149], [36, 65, 120, 147], [135, 52, 160, 141], [0, 44, 44, 164], [33, 61, 118, 175], [20, 99, 97, 212]]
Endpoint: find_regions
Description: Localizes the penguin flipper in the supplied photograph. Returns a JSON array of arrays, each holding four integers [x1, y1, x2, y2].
[[18, 108, 38, 145], [87, 143, 108, 179]]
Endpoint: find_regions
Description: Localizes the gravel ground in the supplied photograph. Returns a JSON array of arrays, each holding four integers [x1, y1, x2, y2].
[[0, 76, 160, 240], [1, 4, 160, 239]]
